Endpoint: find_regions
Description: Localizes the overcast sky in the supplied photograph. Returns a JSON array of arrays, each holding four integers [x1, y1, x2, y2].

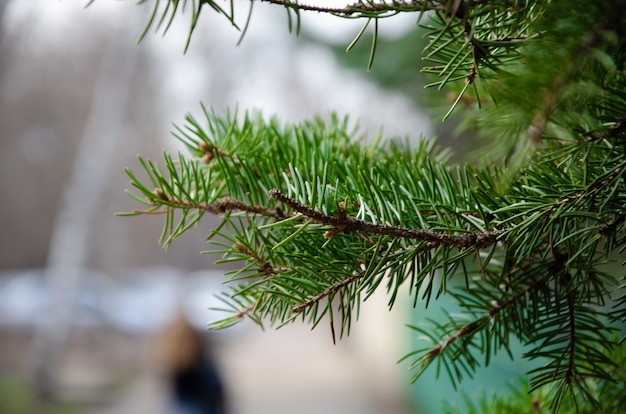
[[4, 0, 430, 145]]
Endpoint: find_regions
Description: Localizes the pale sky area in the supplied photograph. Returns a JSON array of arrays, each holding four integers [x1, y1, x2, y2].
[[4, 0, 430, 147]]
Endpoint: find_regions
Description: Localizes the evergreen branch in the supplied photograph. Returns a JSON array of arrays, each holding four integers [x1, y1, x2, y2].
[[233, 242, 291, 276], [564, 282, 576, 388], [121, 0, 626, 410], [526, 10, 618, 144], [420, 1, 543, 120], [138, 0, 496, 24], [599, 209, 626, 236], [258, 0, 449, 17], [523, 248, 619, 411], [151, 192, 287, 219], [292, 270, 365, 313], [406, 267, 552, 382], [582, 117, 626, 143], [269, 188, 505, 248], [207, 292, 263, 329], [525, 6, 620, 143], [527, 76, 565, 144], [552, 162, 626, 208], [236, 302, 256, 319]]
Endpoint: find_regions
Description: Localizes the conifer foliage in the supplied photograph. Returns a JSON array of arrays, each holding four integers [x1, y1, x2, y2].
[[122, 1, 626, 411]]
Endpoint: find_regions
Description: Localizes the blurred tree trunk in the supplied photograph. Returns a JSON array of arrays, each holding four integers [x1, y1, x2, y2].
[[0, 0, 10, 34], [29, 17, 138, 401], [0, 0, 12, 80]]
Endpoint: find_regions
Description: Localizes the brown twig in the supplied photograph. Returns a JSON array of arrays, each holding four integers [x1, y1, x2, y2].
[[259, 0, 446, 16], [582, 117, 626, 144], [599, 210, 626, 236], [550, 244, 576, 386], [153, 193, 286, 219], [234, 243, 291, 276], [292, 271, 365, 314], [528, 11, 620, 144], [425, 268, 552, 359], [258, 0, 494, 16], [236, 302, 256, 319], [269, 189, 505, 249]]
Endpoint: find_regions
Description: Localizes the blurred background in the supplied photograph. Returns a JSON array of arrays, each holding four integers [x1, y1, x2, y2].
[[0, 1, 433, 413]]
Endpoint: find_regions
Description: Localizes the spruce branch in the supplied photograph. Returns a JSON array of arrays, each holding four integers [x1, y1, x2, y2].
[[148, 193, 286, 219], [526, 8, 620, 145], [258, 0, 459, 17], [599, 210, 626, 236], [233, 242, 291, 276], [292, 270, 365, 314], [582, 117, 626, 143], [235, 302, 256, 319], [564, 283, 576, 388], [405, 265, 553, 383], [269, 188, 505, 248], [121, 0, 626, 411]]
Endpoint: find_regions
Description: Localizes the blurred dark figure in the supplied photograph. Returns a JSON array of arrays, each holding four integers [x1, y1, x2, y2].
[[158, 313, 226, 414]]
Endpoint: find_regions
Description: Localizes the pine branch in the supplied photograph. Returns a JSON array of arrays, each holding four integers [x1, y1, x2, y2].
[[259, 0, 501, 17], [583, 117, 626, 143], [269, 188, 505, 248], [526, 6, 623, 144], [405, 264, 552, 383], [292, 270, 365, 313], [599, 210, 626, 236], [564, 284, 576, 388], [258, 0, 456, 17], [121, 1, 626, 411], [148, 192, 286, 219]]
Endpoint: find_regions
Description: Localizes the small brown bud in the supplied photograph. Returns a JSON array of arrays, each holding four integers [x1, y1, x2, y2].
[[337, 201, 347, 218], [153, 188, 167, 201], [201, 152, 214, 164], [199, 141, 211, 153]]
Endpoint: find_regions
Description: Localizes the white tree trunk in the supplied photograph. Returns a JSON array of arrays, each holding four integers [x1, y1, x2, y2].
[[30, 16, 138, 401]]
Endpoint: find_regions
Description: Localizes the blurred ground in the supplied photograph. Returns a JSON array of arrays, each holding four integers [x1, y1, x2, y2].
[[0, 325, 410, 414], [82, 325, 410, 414], [0, 270, 411, 414]]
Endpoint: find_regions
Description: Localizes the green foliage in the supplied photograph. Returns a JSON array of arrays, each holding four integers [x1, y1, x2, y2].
[[444, 343, 626, 413], [122, 0, 626, 412]]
